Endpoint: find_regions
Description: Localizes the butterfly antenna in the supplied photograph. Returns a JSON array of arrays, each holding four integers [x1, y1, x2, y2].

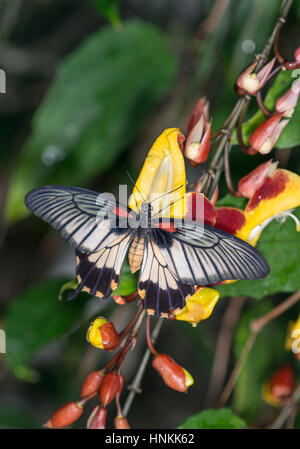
[[126, 170, 146, 201], [153, 195, 185, 218], [150, 184, 184, 205]]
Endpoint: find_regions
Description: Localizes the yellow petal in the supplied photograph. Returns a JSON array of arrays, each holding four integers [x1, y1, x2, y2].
[[86, 317, 107, 349], [262, 381, 281, 407], [242, 169, 300, 242], [174, 287, 220, 325], [182, 368, 194, 388], [128, 128, 186, 218]]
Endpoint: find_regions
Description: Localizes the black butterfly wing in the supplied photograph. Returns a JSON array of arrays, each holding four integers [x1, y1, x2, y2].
[[25, 185, 136, 299], [138, 219, 270, 316]]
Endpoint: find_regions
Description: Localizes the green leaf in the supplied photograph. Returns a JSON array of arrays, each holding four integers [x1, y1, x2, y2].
[[92, 0, 121, 26], [4, 279, 86, 377], [112, 258, 138, 296], [179, 408, 246, 429], [216, 193, 247, 209], [216, 208, 300, 299], [0, 403, 37, 429], [232, 70, 300, 149], [6, 20, 176, 222]]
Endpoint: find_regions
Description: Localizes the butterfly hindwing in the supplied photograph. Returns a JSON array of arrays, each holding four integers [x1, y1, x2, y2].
[[152, 218, 270, 286], [69, 230, 135, 300], [138, 234, 195, 317]]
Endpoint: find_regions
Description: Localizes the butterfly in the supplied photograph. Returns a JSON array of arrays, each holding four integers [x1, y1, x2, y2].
[[25, 185, 270, 317]]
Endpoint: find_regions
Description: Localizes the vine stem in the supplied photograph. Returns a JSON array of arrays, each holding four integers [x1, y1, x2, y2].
[[204, 0, 294, 200], [218, 289, 300, 407], [270, 384, 300, 429], [122, 318, 164, 417]]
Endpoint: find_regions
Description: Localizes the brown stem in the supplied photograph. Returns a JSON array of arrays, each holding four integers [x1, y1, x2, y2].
[[122, 318, 164, 417], [237, 98, 255, 155], [218, 331, 258, 407], [119, 303, 144, 340], [204, 296, 246, 408], [274, 18, 286, 64], [146, 315, 159, 357], [250, 289, 300, 333], [256, 91, 272, 117], [218, 289, 300, 407], [270, 384, 300, 429], [224, 139, 242, 197]]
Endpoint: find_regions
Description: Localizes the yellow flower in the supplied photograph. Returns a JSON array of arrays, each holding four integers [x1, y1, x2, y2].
[[174, 287, 220, 325], [86, 317, 108, 349], [285, 314, 300, 361], [128, 128, 186, 218]]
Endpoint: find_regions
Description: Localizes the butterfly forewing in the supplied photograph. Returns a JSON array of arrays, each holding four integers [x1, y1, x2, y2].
[[25, 185, 136, 299]]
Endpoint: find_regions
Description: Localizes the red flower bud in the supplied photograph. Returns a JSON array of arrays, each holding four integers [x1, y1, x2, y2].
[[81, 370, 104, 398], [86, 317, 120, 350], [275, 79, 300, 117], [152, 354, 194, 393], [99, 372, 121, 406], [100, 322, 121, 350], [249, 114, 289, 154], [113, 291, 138, 305], [236, 58, 275, 95], [44, 401, 83, 428], [185, 97, 211, 165], [114, 415, 130, 429], [187, 97, 210, 133], [238, 160, 277, 198], [269, 364, 294, 401], [87, 406, 107, 429], [294, 46, 300, 63], [114, 416, 130, 429]]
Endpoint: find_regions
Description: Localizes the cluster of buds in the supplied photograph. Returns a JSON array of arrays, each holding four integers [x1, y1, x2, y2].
[[262, 364, 295, 407], [45, 369, 126, 429], [86, 316, 121, 350], [44, 312, 135, 429], [235, 58, 275, 96], [246, 77, 300, 155], [184, 97, 212, 165]]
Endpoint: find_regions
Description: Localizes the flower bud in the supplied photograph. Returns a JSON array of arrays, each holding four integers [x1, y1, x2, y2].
[[295, 46, 300, 63], [187, 97, 210, 133], [263, 365, 294, 406], [114, 415, 130, 429], [113, 291, 138, 305], [87, 317, 120, 350], [238, 160, 277, 198], [285, 314, 300, 361], [99, 372, 121, 406], [152, 353, 193, 393], [236, 58, 275, 96], [81, 370, 104, 398], [275, 79, 300, 117], [185, 98, 211, 165], [44, 401, 83, 428], [87, 406, 107, 429], [249, 114, 289, 154]]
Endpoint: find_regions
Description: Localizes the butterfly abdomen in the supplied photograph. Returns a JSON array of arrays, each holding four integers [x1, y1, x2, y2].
[[128, 235, 145, 274]]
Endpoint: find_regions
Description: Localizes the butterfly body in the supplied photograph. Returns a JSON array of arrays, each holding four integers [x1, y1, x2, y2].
[[25, 185, 270, 317]]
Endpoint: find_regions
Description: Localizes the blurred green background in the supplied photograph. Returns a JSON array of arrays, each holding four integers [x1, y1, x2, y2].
[[0, 0, 299, 429]]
